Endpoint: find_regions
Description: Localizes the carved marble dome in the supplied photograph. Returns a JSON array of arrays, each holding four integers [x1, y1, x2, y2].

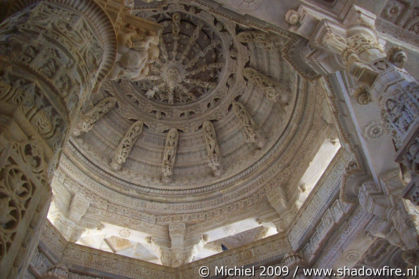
[[68, 2, 299, 192], [49, 0, 334, 266]]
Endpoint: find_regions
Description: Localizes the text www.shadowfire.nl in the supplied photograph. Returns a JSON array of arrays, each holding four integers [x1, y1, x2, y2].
[[198, 265, 418, 278]]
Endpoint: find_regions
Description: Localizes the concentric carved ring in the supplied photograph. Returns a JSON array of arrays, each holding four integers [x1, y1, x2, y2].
[[132, 11, 225, 105]]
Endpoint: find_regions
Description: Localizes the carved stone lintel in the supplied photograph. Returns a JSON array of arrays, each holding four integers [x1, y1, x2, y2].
[[110, 120, 143, 171], [162, 128, 179, 182], [202, 121, 222, 177], [232, 101, 265, 149]]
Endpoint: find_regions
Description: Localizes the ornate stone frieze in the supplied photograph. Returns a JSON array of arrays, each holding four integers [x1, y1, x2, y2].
[[202, 121, 222, 177], [289, 150, 350, 249], [232, 101, 265, 148], [302, 199, 349, 262], [161, 128, 179, 182], [236, 30, 283, 50], [110, 120, 143, 171], [0, 71, 66, 153]]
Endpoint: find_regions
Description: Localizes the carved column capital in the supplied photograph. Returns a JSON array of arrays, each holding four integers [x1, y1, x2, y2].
[[286, 5, 385, 74]]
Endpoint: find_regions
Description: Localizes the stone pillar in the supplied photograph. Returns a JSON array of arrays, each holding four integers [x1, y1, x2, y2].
[[285, 3, 419, 264], [160, 223, 194, 267], [0, 1, 116, 277], [286, 4, 419, 206]]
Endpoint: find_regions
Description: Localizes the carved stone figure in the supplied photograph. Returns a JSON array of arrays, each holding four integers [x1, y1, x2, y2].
[[202, 121, 222, 176], [232, 101, 265, 148], [109, 23, 160, 81], [111, 121, 143, 171], [73, 97, 117, 136], [243, 67, 289, 104], [162, 128, 179, 182]]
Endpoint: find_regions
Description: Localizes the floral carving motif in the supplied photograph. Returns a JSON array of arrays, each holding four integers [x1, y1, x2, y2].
[[0, 141, 46, 262]]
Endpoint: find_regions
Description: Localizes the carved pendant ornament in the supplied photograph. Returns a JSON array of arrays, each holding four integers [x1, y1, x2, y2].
[[202, 121, 222, 177], [162, 128, 179, 182], [232, 101, 265, 149], [111, 120, 144, 171]]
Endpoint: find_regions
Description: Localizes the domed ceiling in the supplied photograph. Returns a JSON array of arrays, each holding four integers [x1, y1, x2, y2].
[[49, 0, 335, 266], [69, 2, 297, 202]]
